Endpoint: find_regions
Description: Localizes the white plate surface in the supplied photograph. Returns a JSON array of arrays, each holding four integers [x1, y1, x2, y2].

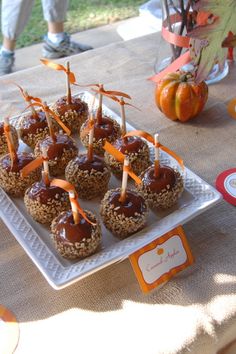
[[0, 92, 222, 289]]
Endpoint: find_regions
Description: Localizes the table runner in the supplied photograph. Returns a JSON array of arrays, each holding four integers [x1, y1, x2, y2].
[[0, 33, 236, 354]]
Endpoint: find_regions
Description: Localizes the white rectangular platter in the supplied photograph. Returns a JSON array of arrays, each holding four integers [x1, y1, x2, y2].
[[0, 91, 222, 289]]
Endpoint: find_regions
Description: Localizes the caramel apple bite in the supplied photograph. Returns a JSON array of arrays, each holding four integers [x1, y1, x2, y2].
[[65, 154, 110, 199], [0, 118, 40, 197], [100, 188, 148, 239], [51, 95, 88, 133], [0, 152, 41, 197], [40, 60, 88, 133], [24, 169, 70, 224], [104, 135, 150, 177], [137, 165, 184, 209], [19, 109, 57, 149], [66, 115, 110, 199], [100, 156, 148, 238], [15, 87, 57, 149], [34, 132, 78, 176], [104, 96, 150, 176], [80, 85, 122, 155], [0, 121, 19, 156], [80, 115, 121, 155], [51, 209, 101, 259], [49, 183, 102, 260]]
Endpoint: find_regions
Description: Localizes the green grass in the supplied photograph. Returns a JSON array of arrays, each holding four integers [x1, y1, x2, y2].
[[0, 0, 144, 48]]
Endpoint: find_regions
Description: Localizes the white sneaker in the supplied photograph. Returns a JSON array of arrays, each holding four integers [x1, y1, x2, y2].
[[0, 50, 14, 76], [42, 32, 93, 59]]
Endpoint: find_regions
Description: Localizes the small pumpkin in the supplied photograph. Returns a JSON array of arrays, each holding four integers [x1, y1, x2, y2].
[[155, 71, 208, 122]]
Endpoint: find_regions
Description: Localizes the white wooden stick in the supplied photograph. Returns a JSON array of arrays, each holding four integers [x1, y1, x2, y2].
[[154, 133, 160, 178], [120, 97, 126, 135], [41, 146, 49, 175], [69, 190, 79, 224], [4, 117, 14, 149], [43, 101, 55, 140], [120, 156, 129, 202], [66, 61, 72, 104]]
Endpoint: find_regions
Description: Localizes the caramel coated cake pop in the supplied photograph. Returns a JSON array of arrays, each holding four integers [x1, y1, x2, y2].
[[103, 96, 150, 176], [100, 188, 148, 239], [80, 85, 123, 155], [0, 152, 41, 197], [101, 155, 148, 238], [65, 154, 110, 199], [51, 209, 101, 259], [16, 89, 58, 149], [34, 132, 78, 176], [104, 136, 150, 177], [18, 109, 57, 149], [80, 114, 121, 155], [0, 121, 19, 156], [137, 165, 184, 209], [24, 173, 70, 224], [40, 59, 89, 133], [66, 117, 110, 199], [51, 95, 88, 133], [50, 185, 102, 259]]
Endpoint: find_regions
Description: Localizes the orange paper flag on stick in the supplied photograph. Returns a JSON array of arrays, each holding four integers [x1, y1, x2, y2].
[[50, 179, 96, 225], [40, 59, 76, 84], [124, 130, 184, 171], [103, 141, 141, 185], [148, 51, 191, 83], [20, 156, 44, 178]]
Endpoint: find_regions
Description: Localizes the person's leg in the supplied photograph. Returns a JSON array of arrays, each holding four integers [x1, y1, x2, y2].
[[0, 0, 34, 74], [41, 0, 93, 59]]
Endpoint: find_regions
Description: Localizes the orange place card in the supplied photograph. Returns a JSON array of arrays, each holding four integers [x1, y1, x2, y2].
[[0, 305, 20, 354], [129, 226, 194, 293]]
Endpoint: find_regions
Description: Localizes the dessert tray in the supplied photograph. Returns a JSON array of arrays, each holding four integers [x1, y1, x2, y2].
[[0, 91, 222, 289]]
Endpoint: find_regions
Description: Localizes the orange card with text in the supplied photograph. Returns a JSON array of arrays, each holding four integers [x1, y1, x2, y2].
[[129, 226, 194, 293]]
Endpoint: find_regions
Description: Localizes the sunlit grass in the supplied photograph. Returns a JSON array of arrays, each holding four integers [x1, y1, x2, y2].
[[0, 0, 144, 48]]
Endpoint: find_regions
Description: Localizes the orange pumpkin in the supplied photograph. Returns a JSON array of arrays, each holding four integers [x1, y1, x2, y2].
[[155, 71, 208, 122]]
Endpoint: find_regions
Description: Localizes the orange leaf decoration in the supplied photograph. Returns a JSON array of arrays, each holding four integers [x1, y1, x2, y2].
[[40, 59, 76, 84], [103, 141, 141, 184], [124, 130, 184, 171], [50, 179, 96, 225]]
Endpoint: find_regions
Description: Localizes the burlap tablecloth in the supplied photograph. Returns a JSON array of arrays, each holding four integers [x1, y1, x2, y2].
[[0, 33, 236, 354]]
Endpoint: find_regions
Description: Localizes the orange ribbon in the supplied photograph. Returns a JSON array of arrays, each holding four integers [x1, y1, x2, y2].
[[124, 130, 184, 171], [149, 51, 191, 83], [20, 156, 44, 177], [40, 59, 76, 84], [11, 81, 42, 103], [3, 121, 17, 166], [103, 141, 142, 184], [50, 179, 96, 225], [227, 98, 236, 119], [92, 86, 131, 100], [162, 13, 190, 49], [24, 102, 71, 136]]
